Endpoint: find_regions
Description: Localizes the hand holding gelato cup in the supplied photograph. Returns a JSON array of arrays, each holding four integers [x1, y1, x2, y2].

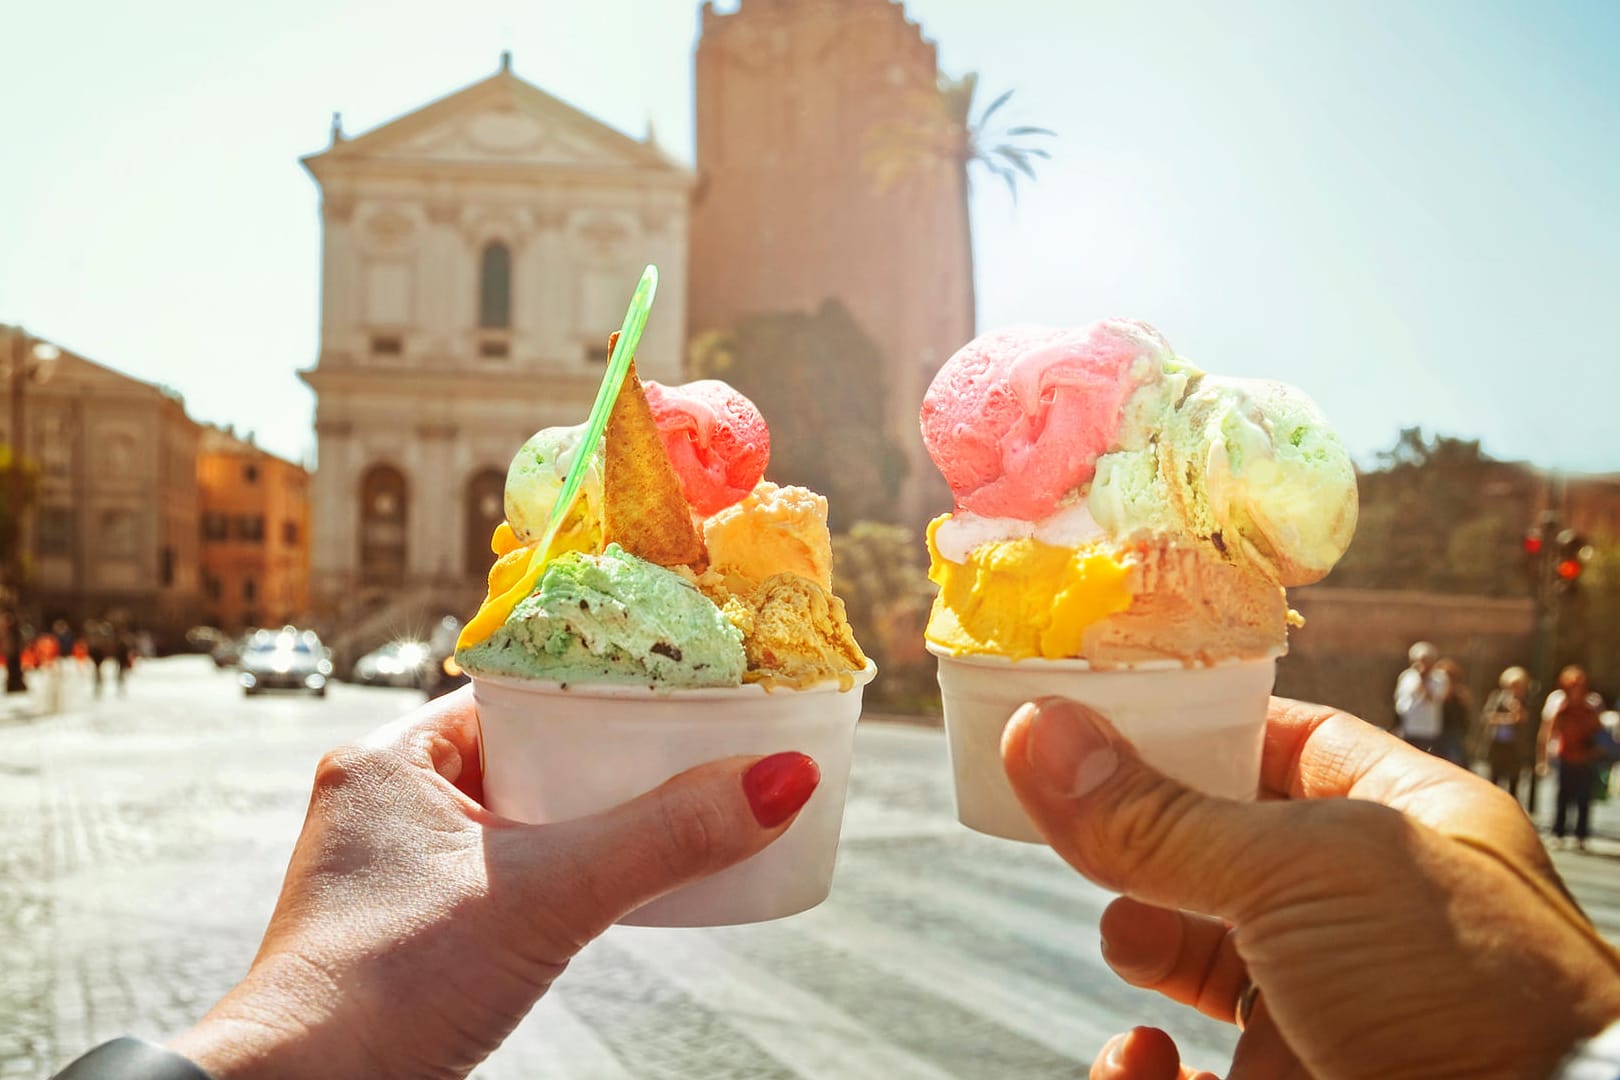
[[920, 321, 1357, 841], [458, 281, 872, 924]]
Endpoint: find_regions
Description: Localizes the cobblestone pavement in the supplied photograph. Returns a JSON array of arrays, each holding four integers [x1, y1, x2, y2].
[[5, 658, 1620, 1078]]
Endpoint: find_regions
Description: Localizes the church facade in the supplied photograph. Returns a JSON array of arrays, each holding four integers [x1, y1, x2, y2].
[[299, 56, 691, 637]]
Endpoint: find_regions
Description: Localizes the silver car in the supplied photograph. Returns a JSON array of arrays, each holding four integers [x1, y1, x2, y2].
[[239, 628, 332, 697]]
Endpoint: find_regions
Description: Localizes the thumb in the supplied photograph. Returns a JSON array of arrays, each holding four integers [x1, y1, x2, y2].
[[1002, 696, 1312, 921], [501, 751, 820, 940]]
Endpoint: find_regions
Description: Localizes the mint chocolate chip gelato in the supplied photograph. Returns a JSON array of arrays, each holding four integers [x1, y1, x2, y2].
[[458, 543, 745, 688]]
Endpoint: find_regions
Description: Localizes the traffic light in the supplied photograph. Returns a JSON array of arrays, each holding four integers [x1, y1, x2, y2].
[[1524, 513, 1556, 583], [1555, 529, 1592, 592]]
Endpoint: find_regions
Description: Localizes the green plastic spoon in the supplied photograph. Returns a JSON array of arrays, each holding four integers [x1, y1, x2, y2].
[[535, 264, 659, 560], [455, 264, 658, 650]]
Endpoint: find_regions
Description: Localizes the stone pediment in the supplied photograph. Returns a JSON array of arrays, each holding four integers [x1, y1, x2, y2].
[[35, 349, 169, 398], [308, 67, 685, 176]]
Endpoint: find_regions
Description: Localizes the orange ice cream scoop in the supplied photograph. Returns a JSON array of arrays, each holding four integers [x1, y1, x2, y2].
[[702, 482, 833, 591]]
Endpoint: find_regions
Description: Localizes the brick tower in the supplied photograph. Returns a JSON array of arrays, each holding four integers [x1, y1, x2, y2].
[[688, 0, 971, 526]]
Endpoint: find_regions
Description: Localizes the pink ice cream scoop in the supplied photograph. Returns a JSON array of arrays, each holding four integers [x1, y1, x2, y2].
[[644, 379, 771, 516], [919, 321, 1173, 520]]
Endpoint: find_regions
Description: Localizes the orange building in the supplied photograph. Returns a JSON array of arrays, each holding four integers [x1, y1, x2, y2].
[[197, 427, 312, 630]]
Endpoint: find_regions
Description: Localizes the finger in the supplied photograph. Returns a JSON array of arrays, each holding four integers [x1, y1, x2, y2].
[[1261, 698, 1547, 869], [497, 751, 820, 940], [1100, 898, 1248, 1024], [1227, 996, 1307, 1080], [1091, 1028, 1216, 1080], [358, 686, 483, 794], [1262, 697, 1449, 802], [1002, 696, 1308, 920], [1090, 1027, 1183, 1080]]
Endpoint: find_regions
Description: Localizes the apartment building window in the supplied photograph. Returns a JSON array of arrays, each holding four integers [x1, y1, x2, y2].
[[283, 520, 300, 545], [38, 507, 75, 556], [585, 343, 611, 365], [243, 463, 260, 484], [370, 335, 403, 357], [243, 577, 257, 602], [235, 515, 265, 542], [202, 513, 229, 541], [160, 546, 175, 586], [204, 574, 222, 602]]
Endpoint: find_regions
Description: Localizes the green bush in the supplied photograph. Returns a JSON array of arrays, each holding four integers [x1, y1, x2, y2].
[[832, 521, 940, 715]]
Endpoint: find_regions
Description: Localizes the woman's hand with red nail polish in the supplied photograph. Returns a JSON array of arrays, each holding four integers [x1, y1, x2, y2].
[[166, 688, 816, 1080]]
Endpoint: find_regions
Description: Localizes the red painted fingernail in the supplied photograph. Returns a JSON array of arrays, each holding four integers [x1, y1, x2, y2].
[[742, 752, 820, 828]]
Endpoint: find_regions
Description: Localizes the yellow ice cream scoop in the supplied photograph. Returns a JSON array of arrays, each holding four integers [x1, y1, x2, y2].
[[924, 516, 1135, 661]]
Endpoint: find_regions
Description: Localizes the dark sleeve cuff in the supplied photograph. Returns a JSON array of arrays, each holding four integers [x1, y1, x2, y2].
[[50, 1037, 218, 1080]]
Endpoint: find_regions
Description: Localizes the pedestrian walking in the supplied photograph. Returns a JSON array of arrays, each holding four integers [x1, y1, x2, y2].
[[36, 627, 64, 715], [0, 610, 25, 695], [1480, 666, 1532, 802], [85, 621, 109, 698], [1393, 641, 1448, 754], [114, 630, 136, 697], [1543, 666, 1604, 851]]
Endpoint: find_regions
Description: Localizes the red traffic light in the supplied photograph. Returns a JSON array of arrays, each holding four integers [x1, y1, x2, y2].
[[1557, 559, 1582, 581], [1524, 535, 1544, 555]]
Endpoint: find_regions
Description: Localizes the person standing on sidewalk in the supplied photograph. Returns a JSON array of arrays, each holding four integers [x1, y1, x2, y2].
[[1544, 666, 1605, 851], [1481, 666, 1533, 802], [1394, 641, 1448, 754]]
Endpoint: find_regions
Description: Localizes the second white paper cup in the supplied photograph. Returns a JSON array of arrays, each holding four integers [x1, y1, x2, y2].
[[472, 664, 875, 926], [931, 647, 1277, 843]]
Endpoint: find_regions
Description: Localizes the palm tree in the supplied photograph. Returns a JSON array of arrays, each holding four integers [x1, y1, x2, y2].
[[864, 72, 1053, 334]]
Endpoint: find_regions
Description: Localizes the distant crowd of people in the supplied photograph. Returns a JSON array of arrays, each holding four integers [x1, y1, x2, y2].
[[1395, 641, 1612, 851], [0, 613, 145, 709]]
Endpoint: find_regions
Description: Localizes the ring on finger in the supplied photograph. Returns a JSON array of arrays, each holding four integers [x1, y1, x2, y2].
[[1235, 978, 1262, 1032]]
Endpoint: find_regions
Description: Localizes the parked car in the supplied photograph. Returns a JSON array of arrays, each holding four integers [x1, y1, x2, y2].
[[239, 627, 332, 697], [352, 640, 431, 688]]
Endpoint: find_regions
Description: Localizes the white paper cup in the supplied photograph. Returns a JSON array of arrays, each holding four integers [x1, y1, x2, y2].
[[930, 646, 1277, 843], [471, 663, 876, 926]]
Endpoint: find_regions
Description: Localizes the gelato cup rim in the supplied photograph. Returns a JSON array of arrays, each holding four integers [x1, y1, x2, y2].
[[468, 660, 877, 700], [925, 643, 1283, 672]]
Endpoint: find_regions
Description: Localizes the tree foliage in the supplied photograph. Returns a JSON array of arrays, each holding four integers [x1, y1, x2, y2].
[[0, 444, 41, 591], [862, 72, 1054, 199], [1328, 428, 1530, 595], [832, 522, 938, 712], [688, 301, 908, 528]]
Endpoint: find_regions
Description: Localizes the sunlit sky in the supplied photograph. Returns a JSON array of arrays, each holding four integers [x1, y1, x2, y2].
[[3, 0, 1618, 472]]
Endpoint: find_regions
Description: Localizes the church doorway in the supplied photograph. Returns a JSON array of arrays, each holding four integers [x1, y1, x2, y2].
[[465, 468, 506, 578], [359, 464, 408, 587]]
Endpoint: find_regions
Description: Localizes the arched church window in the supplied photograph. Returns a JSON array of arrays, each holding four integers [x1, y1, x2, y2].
[[359, 464, 408, 587], [464, 468, 506, 578], [479, 242, 512, 329]]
